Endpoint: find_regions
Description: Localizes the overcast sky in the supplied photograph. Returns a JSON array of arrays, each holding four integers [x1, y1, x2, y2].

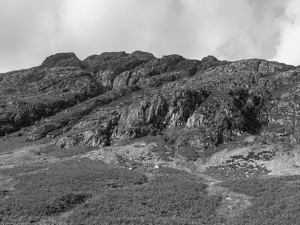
[[0, 0, 299, 73]]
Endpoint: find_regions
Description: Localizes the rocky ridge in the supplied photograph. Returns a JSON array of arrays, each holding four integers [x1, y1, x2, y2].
[[1, 51, 300, 164]]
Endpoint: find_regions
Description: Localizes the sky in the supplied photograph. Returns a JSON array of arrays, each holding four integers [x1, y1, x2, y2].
[[0, 0, 299, 73]]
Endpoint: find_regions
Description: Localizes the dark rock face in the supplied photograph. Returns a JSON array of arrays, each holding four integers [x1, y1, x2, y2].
[[113, 54, 196, 89], [84, 51, 156, 91], [1, 50, 299, 159], [41, 52, 87, 69], [0, 66, 102, 137]]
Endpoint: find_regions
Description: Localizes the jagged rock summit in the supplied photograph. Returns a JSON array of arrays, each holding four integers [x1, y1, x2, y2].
[[1, 51, 300, 160]]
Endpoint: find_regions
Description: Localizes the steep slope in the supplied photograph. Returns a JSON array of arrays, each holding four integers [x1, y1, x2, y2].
[[1, 51, 299, 160]]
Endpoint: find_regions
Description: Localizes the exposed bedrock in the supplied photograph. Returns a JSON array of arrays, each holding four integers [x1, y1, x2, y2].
[[0, 65, 102, 136], [2, 51, 300, 160]]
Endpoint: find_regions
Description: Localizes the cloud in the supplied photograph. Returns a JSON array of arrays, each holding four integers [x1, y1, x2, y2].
[[272, 0, 300, 66], [0, 0, 63, 72], [0, 0, 298, 72], [55, 0, 288, 60]]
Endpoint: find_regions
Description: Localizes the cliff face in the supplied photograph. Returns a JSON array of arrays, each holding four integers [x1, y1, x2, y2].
[[0, 51, 299, 159]]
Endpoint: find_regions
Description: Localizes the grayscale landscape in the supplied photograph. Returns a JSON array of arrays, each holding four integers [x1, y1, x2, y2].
[[1, 51, 300, 224], [1, 0, 300, 224]]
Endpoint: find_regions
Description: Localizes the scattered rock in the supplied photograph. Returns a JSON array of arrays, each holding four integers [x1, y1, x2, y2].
[[244, 135, 256, 144]]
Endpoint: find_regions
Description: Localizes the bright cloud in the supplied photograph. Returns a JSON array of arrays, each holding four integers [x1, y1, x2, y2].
[[272, 0, 300, 65], [0, 0, 299, 73]]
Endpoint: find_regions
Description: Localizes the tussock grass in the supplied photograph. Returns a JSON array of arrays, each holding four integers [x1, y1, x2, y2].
[[68, 174, 223, 225], [220, 175, 300, 225], [0, 155, 222, 224], [0, 158, 147, 223]]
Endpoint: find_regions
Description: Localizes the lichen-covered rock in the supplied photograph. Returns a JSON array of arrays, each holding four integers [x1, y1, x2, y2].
[[184, 88, 268, 149], [112, 88, 209, 141], [264, 80, 300, 141]]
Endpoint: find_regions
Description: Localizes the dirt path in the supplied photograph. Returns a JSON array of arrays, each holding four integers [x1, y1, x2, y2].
[[196, 172, 252, 219]]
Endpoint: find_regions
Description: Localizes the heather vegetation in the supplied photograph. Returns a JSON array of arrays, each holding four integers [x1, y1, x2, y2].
[[221, 176, 300, 225], [0, 157, 225, 224], [68, 174, 223, 225], [0, 159, 147, 223]]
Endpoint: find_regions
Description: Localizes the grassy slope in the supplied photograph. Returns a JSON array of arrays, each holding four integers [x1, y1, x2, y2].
[[0, 158, 147, 223], [220, 175, 300, 225], [2, 138, 300, 224], [68, 174, 223, 225], [0, 156, 223, 224]]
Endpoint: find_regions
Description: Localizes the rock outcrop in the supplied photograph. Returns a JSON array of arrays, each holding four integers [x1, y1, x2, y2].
[[1, 50, 299, 160]]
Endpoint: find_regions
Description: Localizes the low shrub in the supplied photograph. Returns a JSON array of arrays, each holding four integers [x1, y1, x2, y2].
[[220, 176, 300, 225], [44, 193, 91, 215], [68, 174, 222, 225], [0, 158, 147, 223]]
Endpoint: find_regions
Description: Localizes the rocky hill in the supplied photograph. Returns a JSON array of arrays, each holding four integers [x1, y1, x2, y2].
[[1, 51, 299, 153], [2, 51, 300, 224]]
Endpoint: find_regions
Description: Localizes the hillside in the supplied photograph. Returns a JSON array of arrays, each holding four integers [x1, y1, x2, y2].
[[1, 51, 300, 224]]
